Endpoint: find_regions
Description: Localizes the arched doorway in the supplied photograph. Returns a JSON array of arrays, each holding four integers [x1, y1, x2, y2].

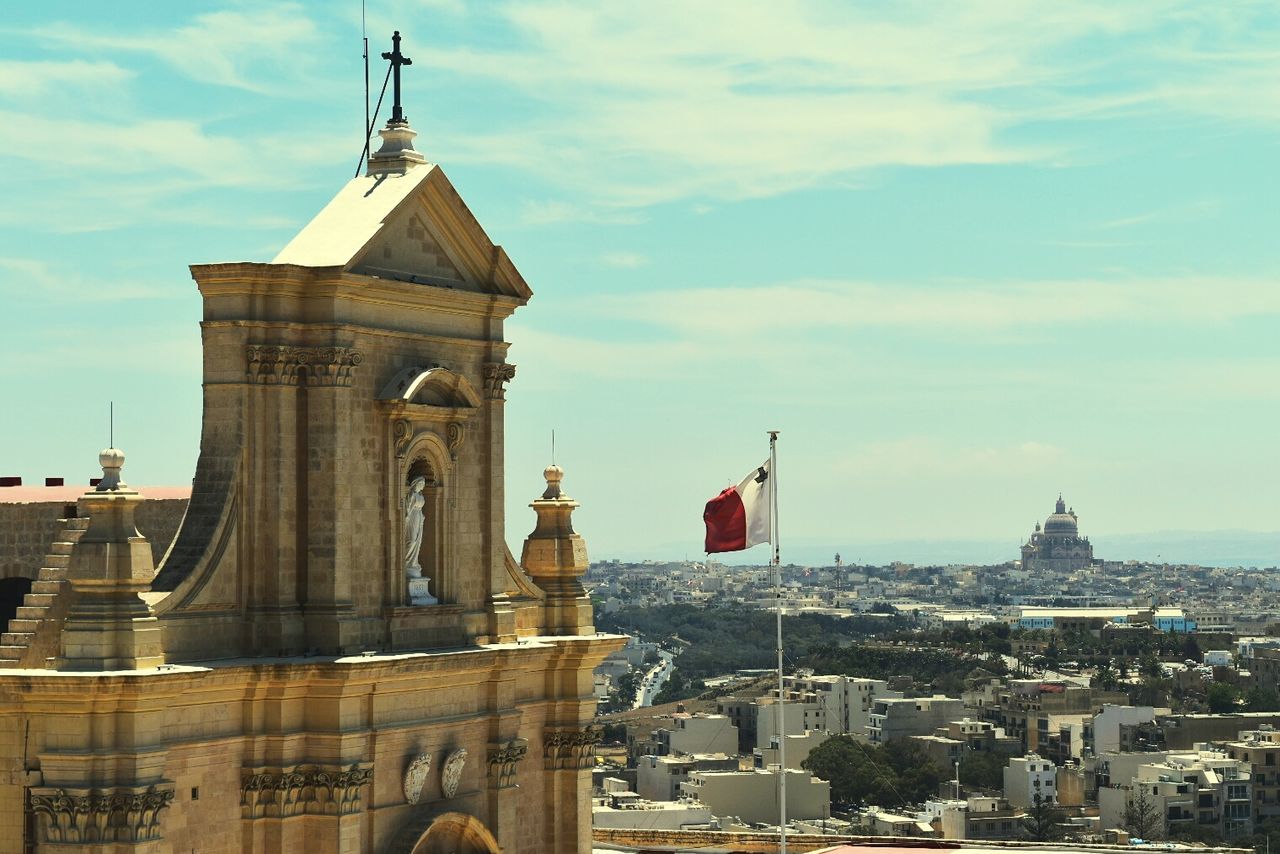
[[0, 577, 32, 628], [408, 812, 500, 854]]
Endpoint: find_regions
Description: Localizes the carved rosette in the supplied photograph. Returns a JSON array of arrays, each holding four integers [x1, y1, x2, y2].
[[441, 748, 468, 799], [403, 753, 432, 805], [482, 362, 517, 400], [240, 763, 373, 819], [245, 346, 364, 386], [487, 738, 529, 789], [543, 726, 601, 770], [30, 784, 175, 844]]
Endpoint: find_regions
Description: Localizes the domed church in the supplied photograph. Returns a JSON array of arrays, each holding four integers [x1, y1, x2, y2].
[[1020, 495, 1095, 572]]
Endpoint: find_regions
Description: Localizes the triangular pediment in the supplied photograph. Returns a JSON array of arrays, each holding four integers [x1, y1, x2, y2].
[[273, 164, 531, 301]]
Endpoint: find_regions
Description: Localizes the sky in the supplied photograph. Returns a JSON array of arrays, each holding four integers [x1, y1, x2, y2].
[[1, 1, 1278, 566]]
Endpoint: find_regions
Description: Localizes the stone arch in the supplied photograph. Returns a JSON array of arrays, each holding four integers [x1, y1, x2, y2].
[[381, 366, 482, 409], [406, 812, 500, 854]]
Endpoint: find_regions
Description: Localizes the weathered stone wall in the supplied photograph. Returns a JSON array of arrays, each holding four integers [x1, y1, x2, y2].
[[0, 499, 188, 581]]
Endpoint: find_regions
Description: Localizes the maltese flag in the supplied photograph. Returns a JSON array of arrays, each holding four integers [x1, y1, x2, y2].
[[703, 461, 771, 553]]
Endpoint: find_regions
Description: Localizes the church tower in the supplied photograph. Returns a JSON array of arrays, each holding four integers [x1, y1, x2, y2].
[[0, 32, 620, 854]]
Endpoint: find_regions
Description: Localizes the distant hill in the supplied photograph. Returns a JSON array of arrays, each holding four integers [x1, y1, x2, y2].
[[607, 530, 1280, 569]]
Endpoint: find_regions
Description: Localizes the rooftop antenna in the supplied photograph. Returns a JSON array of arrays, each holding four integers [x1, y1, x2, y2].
[[109, 400, 114, 448], [359, 0, 369, 173], [551, 429, 556, 465], [354, 28, 397, 176]]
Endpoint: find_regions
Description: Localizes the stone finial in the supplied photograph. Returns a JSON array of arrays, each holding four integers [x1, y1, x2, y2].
[[96, 447, 127, 491], [520, 465, 593, 635], [57, 447, 165, 671], [541, 464, 565, 500]]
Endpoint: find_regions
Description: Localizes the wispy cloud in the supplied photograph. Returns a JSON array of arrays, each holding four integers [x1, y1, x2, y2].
[[599, 251, 648, 269], [415, 1, 1280, 205], [0, 257, 177, 302], [30, 6, 328, 94]]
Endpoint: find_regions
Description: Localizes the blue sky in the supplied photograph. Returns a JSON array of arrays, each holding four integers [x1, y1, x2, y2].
[[2, 1, 1278, 564]]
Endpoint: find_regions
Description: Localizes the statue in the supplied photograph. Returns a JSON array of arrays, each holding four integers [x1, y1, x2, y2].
[[404, 476, 427, 578], [404, 476, 437, 605]]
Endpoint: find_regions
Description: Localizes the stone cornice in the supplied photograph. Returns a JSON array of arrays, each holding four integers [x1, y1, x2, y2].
[[30, 784, 174, 844], [192, 263, 526, 319]]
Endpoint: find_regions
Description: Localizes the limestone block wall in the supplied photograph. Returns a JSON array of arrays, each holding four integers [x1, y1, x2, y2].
[[0, 498, 188, 581]]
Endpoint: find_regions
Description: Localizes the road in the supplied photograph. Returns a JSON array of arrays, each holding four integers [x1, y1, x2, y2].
[[634, 650, 676, 709]]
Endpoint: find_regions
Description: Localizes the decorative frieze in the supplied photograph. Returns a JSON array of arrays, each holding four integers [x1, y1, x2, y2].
[[487, 738, 528, 788], [482, 362, 516, 400], [30, 784, 174, 844], [245, 346, 364, 386], [543, 726, 600, 770], [240, 763, 373, 818]]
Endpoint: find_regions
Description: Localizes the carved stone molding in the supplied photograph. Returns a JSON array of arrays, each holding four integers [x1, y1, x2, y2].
[[543, 726, 600, 770], [30, 784, 174, 844], [245, 346, 364, 386], [446, 423, 466, 460], [482, 362, 517, 400], [487, 738, 529, 789], [240, 763, 373, 819]]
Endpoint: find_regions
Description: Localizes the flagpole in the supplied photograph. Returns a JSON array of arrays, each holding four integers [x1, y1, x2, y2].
[[769, 429, 786, 854]]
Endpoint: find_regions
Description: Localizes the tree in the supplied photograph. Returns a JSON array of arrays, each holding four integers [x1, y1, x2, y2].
[[1207, 681, 1238, 714], [1023, 794, 1066, 841], [803, 736, 946, 806], [959, 750, 1008, 791], [1246, 686, 1280, 712], [1123, 789, 1161, 840]]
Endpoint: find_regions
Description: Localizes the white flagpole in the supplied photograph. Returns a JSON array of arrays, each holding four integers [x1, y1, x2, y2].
[[769, 429, 786, 854]]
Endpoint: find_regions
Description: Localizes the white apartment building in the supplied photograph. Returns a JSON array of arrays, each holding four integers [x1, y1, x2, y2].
[[636, 754, 738, 801], [1093, 704, 1158, 754], [782, 674, 904, 737], [1098, 748, 1252, 839], [1004, 754, 1057, 808]]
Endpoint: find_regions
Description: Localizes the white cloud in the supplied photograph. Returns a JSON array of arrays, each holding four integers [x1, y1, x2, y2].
[[0, 257, 177, 302], [0, 59, 133, 98], [599, 251, 648, 269]]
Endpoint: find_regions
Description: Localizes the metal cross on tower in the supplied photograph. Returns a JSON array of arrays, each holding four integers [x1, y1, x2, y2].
[[381, 30, 413, 125]]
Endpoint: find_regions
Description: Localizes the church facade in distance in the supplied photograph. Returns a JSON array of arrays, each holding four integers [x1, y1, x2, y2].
[[1020, 496, 1095, 573], [0, 57, 621, 854]]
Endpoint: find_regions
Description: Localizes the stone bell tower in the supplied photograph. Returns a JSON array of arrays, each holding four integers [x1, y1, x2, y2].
[[0, 33, 621, 854]]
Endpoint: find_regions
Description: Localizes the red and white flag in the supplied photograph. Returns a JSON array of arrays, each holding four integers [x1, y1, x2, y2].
[[703, 461, 771, 553]]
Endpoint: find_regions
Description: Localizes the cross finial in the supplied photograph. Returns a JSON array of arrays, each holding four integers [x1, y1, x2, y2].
[[381, 30, 413, 125]]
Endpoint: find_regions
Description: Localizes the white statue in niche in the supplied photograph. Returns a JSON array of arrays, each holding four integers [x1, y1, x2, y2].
[[404, 476, 427, 577], [404, 476, 437, 604]]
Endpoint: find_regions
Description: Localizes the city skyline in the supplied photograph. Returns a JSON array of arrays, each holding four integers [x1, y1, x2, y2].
[[2, 2, 1278, 561]]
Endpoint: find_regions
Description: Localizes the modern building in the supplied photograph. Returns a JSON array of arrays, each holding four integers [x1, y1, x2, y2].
[[1094, 704, 1159, 754], [655, 714, 739, 757], [783, 674, 904, 736], [1219, 727, 1280, 824], [1004, 754, 1058, 808], [1020, 496, 1094, 573], [680, 769, 831, 825], [1098, 748, 1252, 839], [637, 754, 738, 801], [939, 796, 1028, 841], [868, 696, 965, 744]]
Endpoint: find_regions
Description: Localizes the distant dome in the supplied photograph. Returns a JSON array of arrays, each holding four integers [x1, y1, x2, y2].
[[1043, 495, 1078, 536]]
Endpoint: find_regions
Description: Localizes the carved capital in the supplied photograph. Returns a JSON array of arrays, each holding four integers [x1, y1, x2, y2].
[[240, 763, 373, 819], [30, 784, 174, 844], [543, 726, 600, 770], [246, 346, 364, 387], [487, 738, 529, 789], [482, 362, 517, 400]]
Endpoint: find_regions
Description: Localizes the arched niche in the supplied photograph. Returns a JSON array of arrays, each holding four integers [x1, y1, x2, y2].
[[380, 365, 480, 611]]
